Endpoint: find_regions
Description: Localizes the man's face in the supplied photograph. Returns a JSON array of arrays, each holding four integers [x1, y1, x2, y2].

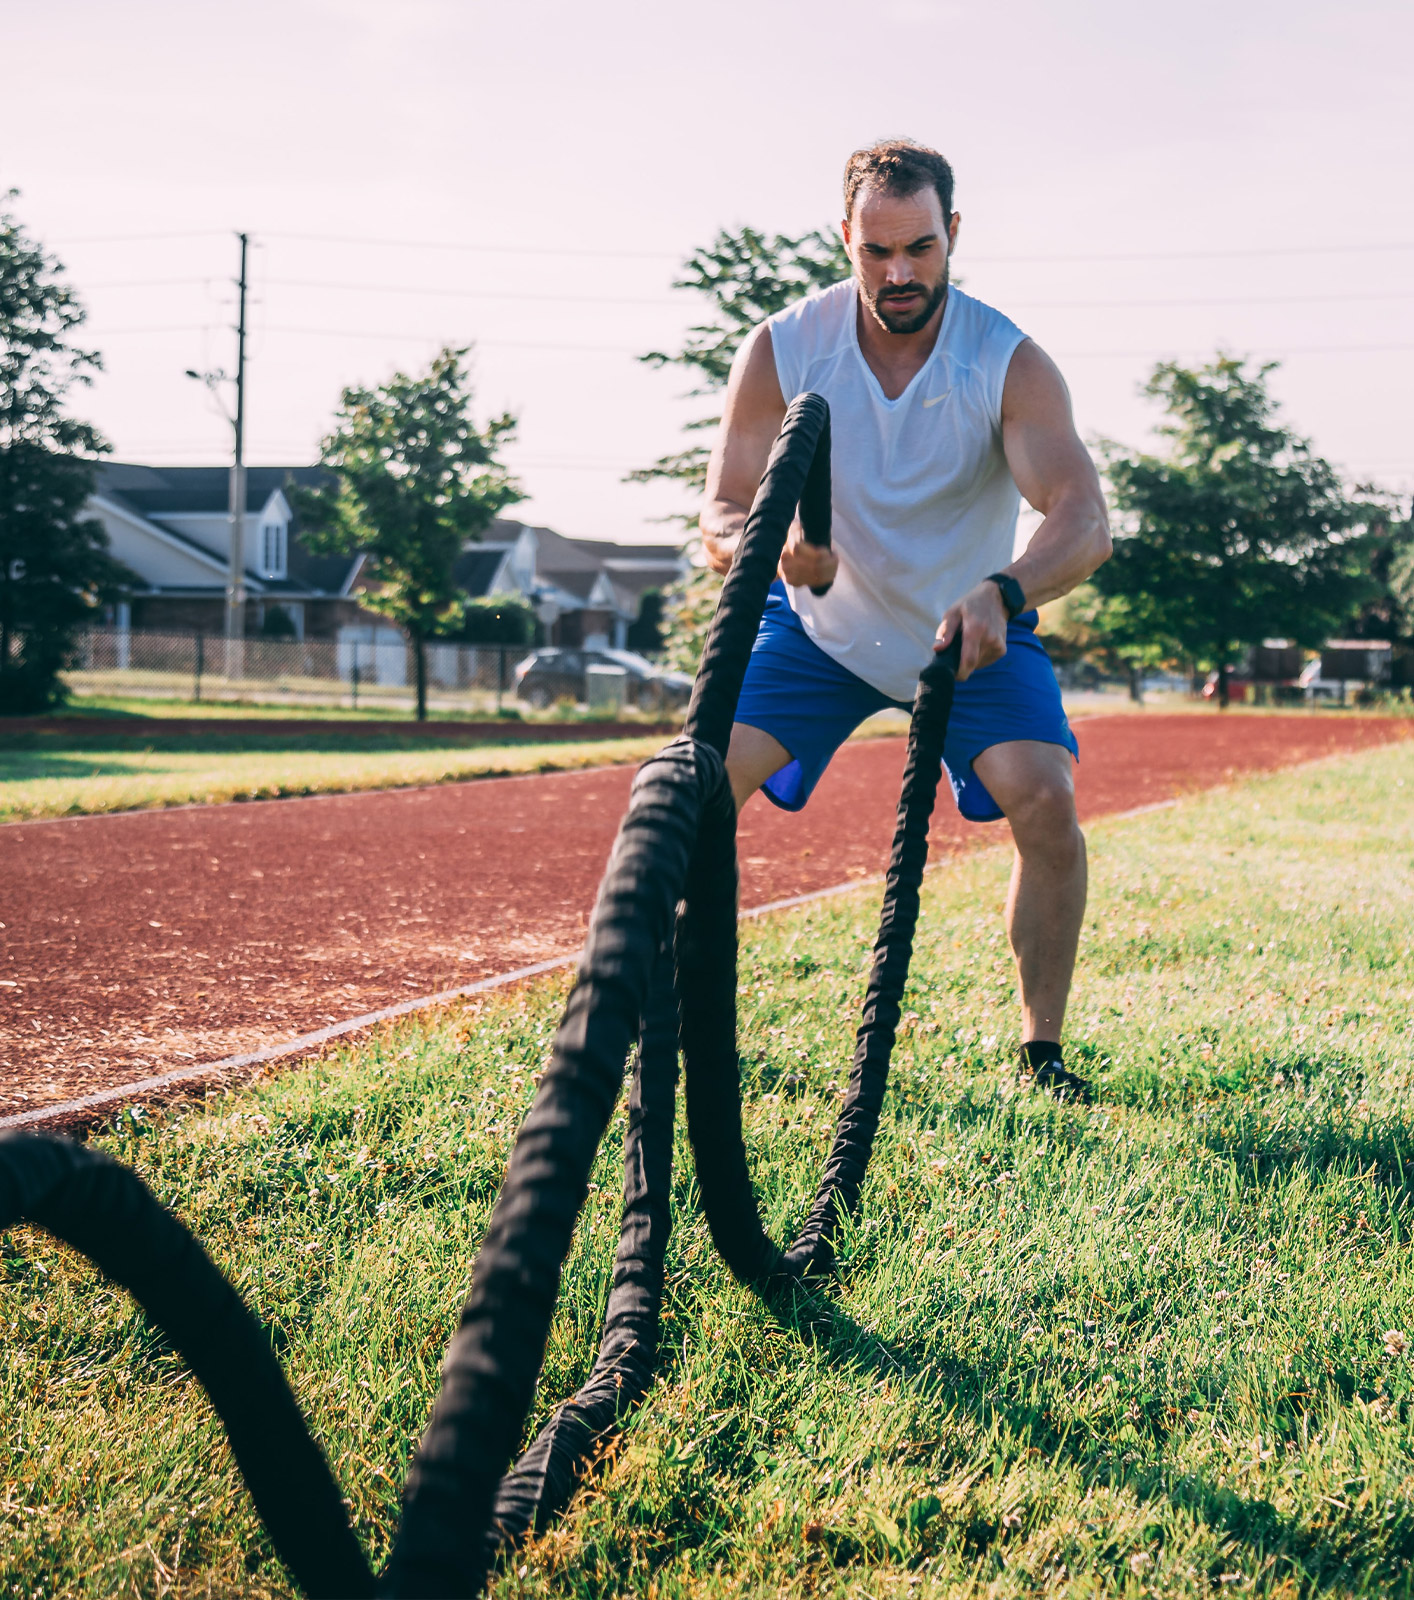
[[844, 185, 956, 336]]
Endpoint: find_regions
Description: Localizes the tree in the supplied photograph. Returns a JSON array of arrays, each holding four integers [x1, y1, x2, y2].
[[1343, 497, 1414, 684], [295, 347, 522, 719], [1041, 583, 1173, 702], [631, 226, 850, 671], [1093, 356, 1376, 706], [625, 588, 664, 656], [456, 594, 538, 646], [0, 194, 128, 712]]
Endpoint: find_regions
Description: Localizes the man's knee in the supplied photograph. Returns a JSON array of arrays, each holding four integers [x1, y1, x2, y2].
[[1008, 779, 1083, 862], [978, 750, 1082, 860]]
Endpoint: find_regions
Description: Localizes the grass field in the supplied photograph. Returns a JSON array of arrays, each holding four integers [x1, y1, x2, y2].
[[0, 728, 669, 822], [4, 741, 1414, 1597], [48, 693, 681, 725]]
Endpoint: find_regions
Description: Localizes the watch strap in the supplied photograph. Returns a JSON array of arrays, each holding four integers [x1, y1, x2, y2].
[[986, 571, 1026, 620]]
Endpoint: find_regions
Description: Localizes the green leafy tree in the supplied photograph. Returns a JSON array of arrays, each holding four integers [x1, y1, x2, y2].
[[624, 588, 665, 656], [295, 347, 522, 719], [631, 226, 850, 671], [1343, 497, 1414, 684], [1042, 583, 1174, 702], [1093, 356, 1376, 706], [0, 194, 128, 712], [456, 594, 538, 646]]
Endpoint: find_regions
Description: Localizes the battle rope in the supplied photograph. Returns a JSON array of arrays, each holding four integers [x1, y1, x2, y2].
[[478, 393, 961, 1555], [0, 1135, 376, 1599], [681, 643, 959, 1286], [0, 390, 962, 1597]]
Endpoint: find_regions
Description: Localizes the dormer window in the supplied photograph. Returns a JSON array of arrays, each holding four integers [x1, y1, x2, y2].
[[260, 519, 287, 579]]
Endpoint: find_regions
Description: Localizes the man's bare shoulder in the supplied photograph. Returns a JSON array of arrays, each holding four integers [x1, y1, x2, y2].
[[726, 322, 786, 416], [1001, 337, 1072, 420]]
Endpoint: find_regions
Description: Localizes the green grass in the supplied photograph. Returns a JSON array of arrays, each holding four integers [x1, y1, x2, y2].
[[0, 730, 668, 822], [4, 742, 1414, 1596], [49, 692, 678, 725]]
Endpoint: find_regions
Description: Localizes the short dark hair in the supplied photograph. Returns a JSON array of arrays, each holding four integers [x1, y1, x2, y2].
[[844, 138, 955, 225]]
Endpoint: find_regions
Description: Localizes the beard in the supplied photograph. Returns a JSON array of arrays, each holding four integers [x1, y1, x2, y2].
[[860, 268, 949, 335]]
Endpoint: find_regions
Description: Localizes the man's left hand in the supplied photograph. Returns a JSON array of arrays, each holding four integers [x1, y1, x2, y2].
[[935, 580, 1009, 681]]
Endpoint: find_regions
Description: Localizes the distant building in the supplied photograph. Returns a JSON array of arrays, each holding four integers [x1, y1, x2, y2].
[[85, 462, 686, 651]]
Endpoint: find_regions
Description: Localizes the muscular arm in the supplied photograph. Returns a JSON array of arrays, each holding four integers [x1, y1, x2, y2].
[[936, 339, 1111, 678], [699, 325, 838, 589]]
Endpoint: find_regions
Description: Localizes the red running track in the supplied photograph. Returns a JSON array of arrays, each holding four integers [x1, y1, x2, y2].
[[1, 713, 1405, 1117]]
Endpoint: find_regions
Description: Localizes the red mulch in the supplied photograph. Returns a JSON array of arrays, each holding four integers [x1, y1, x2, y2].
[[1, 713, 1404, 1119]]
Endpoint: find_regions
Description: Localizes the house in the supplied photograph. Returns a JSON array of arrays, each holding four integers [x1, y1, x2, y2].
[[85, 463, 687, 661], [530, 528, 685, 648], [89, 463, 359, 640]]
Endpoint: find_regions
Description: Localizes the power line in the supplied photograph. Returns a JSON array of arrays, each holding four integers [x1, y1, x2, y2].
[[969, 241, 1414, 265], [265, 229, 680, 262], [266, 277, 1414, 313], [58, 230, 229, 246], [75, 271, 1414, 314], [52, 226, 1414, 268], [1011, 290, 1414, 311], [84, 324, 640, 353], [270, 228, 1414, 267], [1054, 343, 1414, 359], [82, 277, 211, 291], [264, 276, 681, 308], [90, 322, 1414, 360]]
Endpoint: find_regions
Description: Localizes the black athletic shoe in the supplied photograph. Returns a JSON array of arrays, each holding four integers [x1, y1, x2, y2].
[[1019, 1054, 1094, 1105]]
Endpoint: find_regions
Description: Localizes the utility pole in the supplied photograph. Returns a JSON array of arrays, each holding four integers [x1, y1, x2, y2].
[[224, 231, 250, 675]]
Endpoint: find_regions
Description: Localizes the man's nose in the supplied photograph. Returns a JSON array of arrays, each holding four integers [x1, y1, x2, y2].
[[885, 256, 913, 283]]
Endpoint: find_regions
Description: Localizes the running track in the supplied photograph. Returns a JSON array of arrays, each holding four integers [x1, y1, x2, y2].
[[1, 713, 1405, 1120]]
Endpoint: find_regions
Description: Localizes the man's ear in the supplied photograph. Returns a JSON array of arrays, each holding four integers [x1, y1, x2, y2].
[[840, 216, 852, 249], [947, 212, 960, 251]]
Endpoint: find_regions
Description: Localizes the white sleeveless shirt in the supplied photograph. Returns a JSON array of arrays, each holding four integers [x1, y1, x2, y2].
[[767, 280, 1027, 701]]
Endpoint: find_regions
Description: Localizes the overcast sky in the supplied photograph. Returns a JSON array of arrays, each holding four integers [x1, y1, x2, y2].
[[4, 0, 1410, 542]]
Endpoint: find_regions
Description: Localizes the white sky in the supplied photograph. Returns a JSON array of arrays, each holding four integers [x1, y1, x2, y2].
[[4, 0, 1411, 542]]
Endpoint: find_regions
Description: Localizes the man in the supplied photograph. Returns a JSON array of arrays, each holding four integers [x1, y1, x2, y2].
[[700, 138, 1111, 1101]]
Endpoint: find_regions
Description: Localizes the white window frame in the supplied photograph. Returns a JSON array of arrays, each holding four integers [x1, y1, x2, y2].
[[260, 519, 288, 579]]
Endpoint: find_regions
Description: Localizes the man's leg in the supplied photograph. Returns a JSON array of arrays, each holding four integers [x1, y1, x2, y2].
[[969, 739, 1086, 1047], [725, 722, 792, 812]]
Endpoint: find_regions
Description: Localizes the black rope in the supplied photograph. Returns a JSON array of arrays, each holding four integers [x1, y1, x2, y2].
[[0, 1134, 375, 1600], [0, 389, 963, 1599], [384, 740, 729, 1597], [783, 640, 959, 1276], [481, 947, 680, 1558], [678, 644, 960, 1287], [685, 391, 831, 758]]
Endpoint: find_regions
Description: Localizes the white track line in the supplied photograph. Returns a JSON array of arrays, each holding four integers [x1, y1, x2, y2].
[[0, 790, 1229, 1134]]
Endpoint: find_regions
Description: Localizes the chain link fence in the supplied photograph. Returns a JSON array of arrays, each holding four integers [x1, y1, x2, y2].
[[65, 627, 524, 713]]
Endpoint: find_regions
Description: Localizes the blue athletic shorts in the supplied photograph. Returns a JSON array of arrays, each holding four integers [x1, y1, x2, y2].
[[734, 582, 1078, 823]]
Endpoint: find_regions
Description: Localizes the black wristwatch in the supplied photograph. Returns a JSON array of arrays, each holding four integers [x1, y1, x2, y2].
[[986, 571, 1026, 620]]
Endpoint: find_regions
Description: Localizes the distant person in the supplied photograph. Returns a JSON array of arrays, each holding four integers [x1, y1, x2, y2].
[[701, 138, 1111, 1101]]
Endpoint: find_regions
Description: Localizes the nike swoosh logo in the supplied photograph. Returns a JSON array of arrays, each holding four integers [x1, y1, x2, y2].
[[922, 393, 949, 407]]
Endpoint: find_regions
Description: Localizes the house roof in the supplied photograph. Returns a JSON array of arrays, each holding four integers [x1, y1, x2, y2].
[[452, 545, 512, 598], [96, 463, 332, 518], [94, 463, 357, 597], [533, 528, 685, 605]]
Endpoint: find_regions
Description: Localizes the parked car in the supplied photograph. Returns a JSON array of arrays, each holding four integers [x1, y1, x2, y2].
[[513, 647, 693, 711]]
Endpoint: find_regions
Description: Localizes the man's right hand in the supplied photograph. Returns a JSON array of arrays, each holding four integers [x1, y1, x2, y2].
[[778, 517, 839, 591]]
